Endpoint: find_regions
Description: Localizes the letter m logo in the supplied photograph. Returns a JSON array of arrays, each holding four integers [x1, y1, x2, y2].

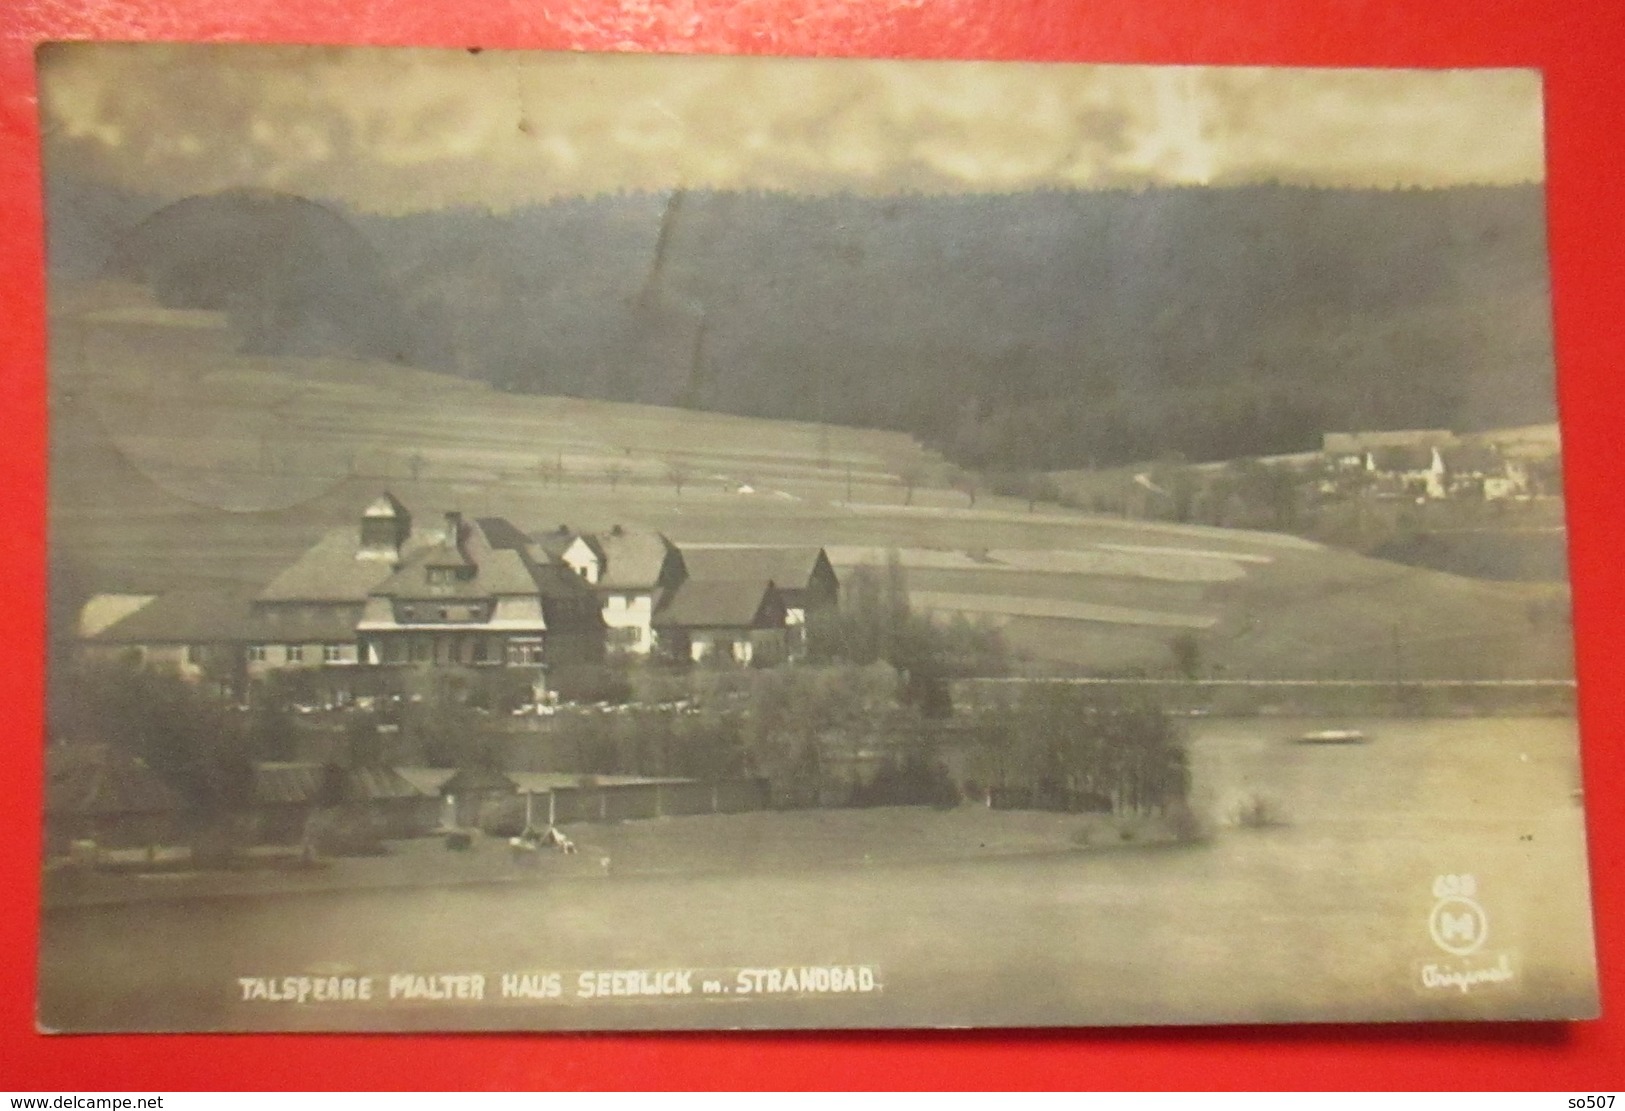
[[1430, 897, 1488, 955], [1439, 912, 1476, 943]]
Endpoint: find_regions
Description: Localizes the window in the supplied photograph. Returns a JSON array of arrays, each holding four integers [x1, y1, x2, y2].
[[323, 644, 348, 664], [286, 645, 304, 663], [506, 638, 545, 666], [185, 644, 204, 666], [247, 645, 268, 663]]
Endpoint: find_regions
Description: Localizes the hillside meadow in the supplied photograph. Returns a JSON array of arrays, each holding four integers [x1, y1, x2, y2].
[[48, 285, 1574, 680]]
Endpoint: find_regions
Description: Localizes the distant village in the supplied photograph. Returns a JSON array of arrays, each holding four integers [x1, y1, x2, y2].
[[1313, 429, 1559, 503]]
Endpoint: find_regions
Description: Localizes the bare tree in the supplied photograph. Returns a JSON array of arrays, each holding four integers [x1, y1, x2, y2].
[[898, 463, 926, 506], [537, 451, 565, 486], [666, 461, 691, 497], [950, 468, 979, 508], [407, 452, 427, 481], [605, 462, 631, 490]]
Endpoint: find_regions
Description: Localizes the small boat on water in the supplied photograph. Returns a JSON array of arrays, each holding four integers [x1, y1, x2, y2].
[[1295, 728, 1369, 745]]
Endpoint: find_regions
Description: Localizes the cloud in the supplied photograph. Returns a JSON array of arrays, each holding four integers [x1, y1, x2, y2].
[[38, 44, 1545, 212]]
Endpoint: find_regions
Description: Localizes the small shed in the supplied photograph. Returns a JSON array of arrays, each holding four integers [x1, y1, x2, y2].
[[437, 765, 519, 827], [45, 743, 182, 853]]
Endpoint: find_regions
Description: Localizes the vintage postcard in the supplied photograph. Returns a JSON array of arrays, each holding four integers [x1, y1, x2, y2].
[[37, 44, 1596, 1032]]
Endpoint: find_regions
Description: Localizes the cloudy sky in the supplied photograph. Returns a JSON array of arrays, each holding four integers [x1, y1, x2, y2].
[[39, 44, 1545, 213]]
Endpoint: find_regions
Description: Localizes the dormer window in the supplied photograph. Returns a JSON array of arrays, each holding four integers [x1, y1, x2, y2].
[[427, 567, 455, 585]]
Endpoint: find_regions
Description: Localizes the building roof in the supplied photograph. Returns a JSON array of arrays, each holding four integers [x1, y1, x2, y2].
[[362, 492, 410, 519], [46, 743, 182, 816], [595, 528, 674, 589], [343, 765, 429, 801], [441, 766, 518, 795], [679, 546, 828, 591], [254, 762, 430, 805], [89, 589, 360, 645], [91, 589, 258, 644], [373, 542, 539, 600], [654, 579, 779, 629], [529, 526, 584, 562], [78, 593, 158, 637], [258, 525, 434, 603], [395, 767, 458, 796], [474, 516, 532, 551], [254, 762, 325, 806]]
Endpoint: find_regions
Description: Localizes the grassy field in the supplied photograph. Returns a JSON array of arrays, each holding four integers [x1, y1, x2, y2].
[[49, 281, 1575, 679]]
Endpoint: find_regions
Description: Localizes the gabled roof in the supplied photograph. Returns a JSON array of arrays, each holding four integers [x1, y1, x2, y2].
[[89, 589, 360, 644], [679, 546, 829, 592], [258, 525, 435, 603], [654, 579, 779, 629], [253, 762, 429, 805], [343, 765, 429, 801], [254, 762, 325, 805], [595, 529, 675, 589], [395, 767, 457, 796], [46, 743, 181, 816], [441, 766, 518, 795], [474, 516, 532, 552], [362, 492, 410, 519], [91, 589, 257, 644], [373, 527, 539, 599], [530, 526, 584, 561]]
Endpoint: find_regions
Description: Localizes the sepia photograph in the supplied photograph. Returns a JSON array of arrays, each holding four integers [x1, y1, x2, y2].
[[36, 43, 1598, 1032]]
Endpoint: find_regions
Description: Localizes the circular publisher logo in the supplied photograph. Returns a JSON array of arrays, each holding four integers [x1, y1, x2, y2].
[[1428, 875, 1489, 957]]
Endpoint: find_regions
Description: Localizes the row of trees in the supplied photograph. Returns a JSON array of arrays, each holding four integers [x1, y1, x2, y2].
[[805, 558, 1010, 715], [962, 684, 1192, 816]]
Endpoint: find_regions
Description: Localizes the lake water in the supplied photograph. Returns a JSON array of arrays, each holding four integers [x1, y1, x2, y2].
[[37, 717, 1598, 1032]]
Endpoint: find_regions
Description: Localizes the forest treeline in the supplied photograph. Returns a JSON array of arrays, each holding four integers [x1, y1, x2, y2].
[[52, 178, 1557, 469]]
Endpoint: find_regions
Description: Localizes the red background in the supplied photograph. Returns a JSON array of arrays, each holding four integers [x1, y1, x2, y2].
[[2, 0, 1622, 1091]]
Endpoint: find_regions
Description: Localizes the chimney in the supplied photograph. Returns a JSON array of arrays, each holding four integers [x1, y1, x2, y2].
[[444, 511, 463, 548]]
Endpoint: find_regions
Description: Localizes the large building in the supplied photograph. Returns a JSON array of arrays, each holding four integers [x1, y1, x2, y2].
[[79, 494, 840, 695]]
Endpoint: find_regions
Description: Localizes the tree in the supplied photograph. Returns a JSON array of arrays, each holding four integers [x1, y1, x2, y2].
[[398, 667, 503, 771], [65, 660, 255, 820], [1021, 472, 1060, 512], [897, 463, 927, 506], [666, 460, 691, 496], [985, 685, 1190, 815], [806, 558, 1009, 710], [1169, 632, 1202, 679], [406, 452, 427, 481], [605, 462, 631, 490], [949, 467, 980, 508]]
